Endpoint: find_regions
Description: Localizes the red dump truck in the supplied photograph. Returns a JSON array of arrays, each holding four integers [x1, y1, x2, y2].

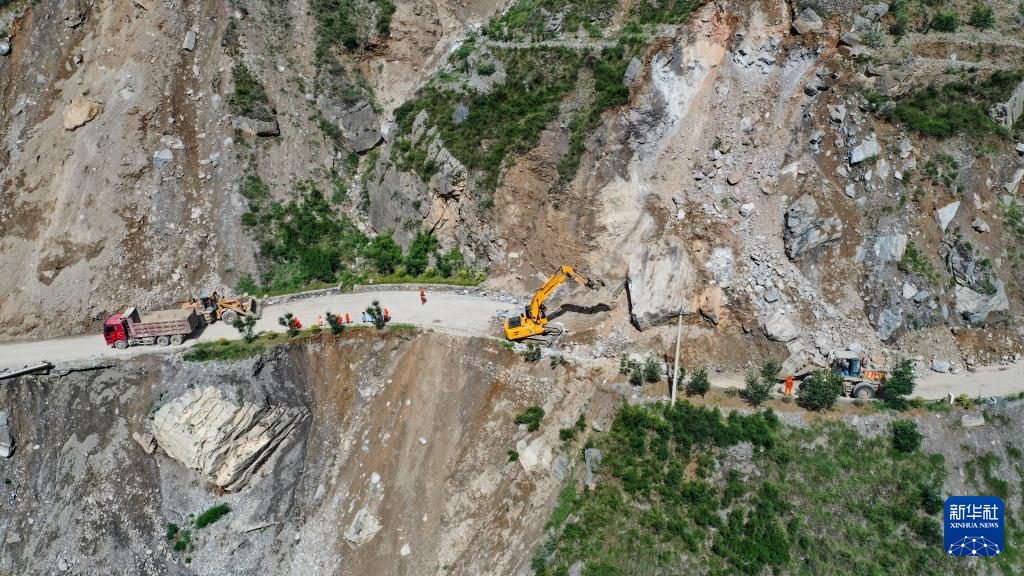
[[103, 307, 199, 349]]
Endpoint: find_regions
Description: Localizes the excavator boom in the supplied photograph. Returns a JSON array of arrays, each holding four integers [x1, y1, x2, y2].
[[505, 265, 600, 341]]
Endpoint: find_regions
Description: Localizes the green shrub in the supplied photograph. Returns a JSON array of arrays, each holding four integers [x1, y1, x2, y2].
[[968, 4, 993, 29], [954, 393, 973, 410], [798, 369, 844, 411], [560, 427, 576, 441], [231, 315, 258, 343], [642, 355, 661, 383], [365, 233, 404, 274], [166, 523, 179, 541], [685, 367, 710, 397], [932, 10, 959, 32], [194, 504, 231, 529], [229, 62, 275, 122], [523, 342, 542, 362], [508, 449, 519, 462], [885, 359, 917, 399], [892, 419, 923, 452], [366, 300, 386, 330], [882, 72, 1021, 139], [405, 230, 438, 276], [741, 369, 772, 407], [325, 311, 345, 335], [515, 406, 545, 431], [278, 313, 301, 338], [477, 62, 496, 76], [433, 247, 465, 278], [899, 242, 940, 285], [173, 529, 191, 552]]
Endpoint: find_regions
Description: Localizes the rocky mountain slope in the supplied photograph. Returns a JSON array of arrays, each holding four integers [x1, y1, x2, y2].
[[2, 0, 1023, 380]]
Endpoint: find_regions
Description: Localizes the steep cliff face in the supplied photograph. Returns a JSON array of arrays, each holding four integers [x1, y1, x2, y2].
[[0, 331, 600, 575]]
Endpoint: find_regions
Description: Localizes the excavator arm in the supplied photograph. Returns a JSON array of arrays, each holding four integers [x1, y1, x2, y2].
[[528, 265, 595, 321], [504, 265, 600, 341]]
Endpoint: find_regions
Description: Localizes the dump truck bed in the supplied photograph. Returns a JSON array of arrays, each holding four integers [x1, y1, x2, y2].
[[139, 308, 194, 323], [127, 308, 198, 338]]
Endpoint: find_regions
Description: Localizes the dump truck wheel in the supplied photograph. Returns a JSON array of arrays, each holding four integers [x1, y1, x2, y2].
[[852, 383, 876, 399], [156, 336, 170, 346], [170, 334, 183, 346], [221, 310, 239, 324], [114, 340, 128, 350]]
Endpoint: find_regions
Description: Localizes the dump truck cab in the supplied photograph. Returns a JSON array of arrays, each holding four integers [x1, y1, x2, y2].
[[102, 313, 129, 348]]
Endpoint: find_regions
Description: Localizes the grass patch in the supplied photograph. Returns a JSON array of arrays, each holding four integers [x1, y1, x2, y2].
[[515, 405, 545, 431], [899, 241, 941, 286], [536, 403, 954, 575], [311, 0, 395, 60], [629, 0, 701, 25], [229, 62, 275, 122], [880, 71, 1023, 139], [194, 504, 231, 529], [183, 337, 271, 362], [484, 0, 619, 40]]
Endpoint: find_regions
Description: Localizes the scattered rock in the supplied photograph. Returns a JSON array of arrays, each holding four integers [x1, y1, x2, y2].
[[400, 543, 411, 556], [873, 234, 907, 262], [763, 310, 799, 342], [849, 135, 880, 164], [569, 561, 585, 576], [153, 148, 173, 168], [989, 77, 1024, 129], [584, 448, 602, 489], [930, 359, 951, 373], [935, 201, 960, 232], [876, 307, 902, 341], [902, 282, 918, 300], [0, 42, 10, 57], [727, 173, 742, 185], [845, 183, 856, 198], [738, 203, 755, 217], [132, 431, 156, 455], [972, 218, 990, 233], [758, 176, 775, 195], [784, 194, 843, 260], [344, 508, 382, 546], [961, 413, 985, 428], [63, 97, 101, 130], [317, 97, 380, 152], [861, 3, 889, 19], [840, 32, 861, 47], [627, 237, 698, 330], [452, 102, 469, 125], [829, 104, 847, 123], [231, 116, 280, 137], [181, 30, 197, 51], [623, 56, 642, 87], [1016, 142, 1024, 154], [955, 283, 1010, 325], [0, 411, 13, 458], [697, 286, 723, 325], [152, 386, 306, 491], [793, 8, 823, 34]]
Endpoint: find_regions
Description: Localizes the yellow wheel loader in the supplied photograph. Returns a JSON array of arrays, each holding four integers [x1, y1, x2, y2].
[[180, 290, 262, 325], [504, 265, 602, 341]]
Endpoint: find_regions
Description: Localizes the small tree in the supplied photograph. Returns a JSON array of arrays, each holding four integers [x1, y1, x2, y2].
[[365, 233, 403, 275], [686, 367, 710, 397], [365, 300, 386, 330], [515, 406, 545, 432], [892, 419, 923, 453], [434, 247, 465, 278], [933, 9, 959, 32], [325, 311, 344, 335], [760, 358, 782, 385], [642, 355, 661, 383], [523, 342, 542, 362], [885, 358, 916, 399], [278, 313, 300, 338], [231, 315, 257, 343], [968, 4, 994, 29], [797, 369, 844, 411], [741, 370, 773, 407], [405, 230, 439, 276]]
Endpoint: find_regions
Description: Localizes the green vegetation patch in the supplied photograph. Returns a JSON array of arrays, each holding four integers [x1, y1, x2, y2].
[[183, 336, 272, 362], [899, 241, 941, 286], [229, 62, 275, 122], [629, 0, 702, 25], [194, 504, 232, 529], [536, 403, 954, 575], [394, 47, 583, 191], [312, 0, 395, 60], [880, 71, 1023, 139], [484, 0, 619, 40]]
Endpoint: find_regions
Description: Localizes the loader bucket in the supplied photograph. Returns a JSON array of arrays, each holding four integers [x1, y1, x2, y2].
[[248, 298, 263, 319]]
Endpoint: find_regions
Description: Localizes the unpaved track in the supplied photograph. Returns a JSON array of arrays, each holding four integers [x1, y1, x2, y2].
[[0, 290, 516, 371]]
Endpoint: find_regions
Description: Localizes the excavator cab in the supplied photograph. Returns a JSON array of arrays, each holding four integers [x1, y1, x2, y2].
[[503, 265, 601, 341]]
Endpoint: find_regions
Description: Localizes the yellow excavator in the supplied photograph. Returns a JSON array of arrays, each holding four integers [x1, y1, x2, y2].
[[504, 265, 602, 340]]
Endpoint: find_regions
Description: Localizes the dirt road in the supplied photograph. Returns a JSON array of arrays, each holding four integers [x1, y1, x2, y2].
[[0, 290, 516, 371]]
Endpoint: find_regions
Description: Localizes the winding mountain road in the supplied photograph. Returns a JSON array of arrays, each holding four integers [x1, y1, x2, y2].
[[0, 290, 517, 371]]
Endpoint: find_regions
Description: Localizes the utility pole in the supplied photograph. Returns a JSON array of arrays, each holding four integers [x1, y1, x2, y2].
[[671, 307, 683, 406]]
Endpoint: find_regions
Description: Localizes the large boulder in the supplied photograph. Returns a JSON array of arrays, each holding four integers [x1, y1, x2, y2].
[[935, 201, 960, 232], [0, 411, 13, 458], [955, 283, 1009, 325], [792, 8, 823, 34], [873, 234, 907, 262], [876, 307, 902, 341], [762, 310, 800, 342], [784, 194, 843, 260], [989, 78, 1024, 129], [63, 97, 101, 130], [231, 116, 280, 137], [584, 448, 602, 489], [849, 135, 880, 164], [318, 96, 382, 152], [626, 238, 699, 330], [152, 386, 306, 491]]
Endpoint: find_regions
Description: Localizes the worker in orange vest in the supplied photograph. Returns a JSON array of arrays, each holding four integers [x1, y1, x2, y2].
[[420, 287, 427, 305], [784, 374, 795, 396], [293, 317, 302, 329], [316, 315, 324, 327], [384, 308, 391, 322], [345, 312, 351, 323]]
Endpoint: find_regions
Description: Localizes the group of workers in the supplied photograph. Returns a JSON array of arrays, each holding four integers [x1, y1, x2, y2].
[[304, 289, 428, 329]]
